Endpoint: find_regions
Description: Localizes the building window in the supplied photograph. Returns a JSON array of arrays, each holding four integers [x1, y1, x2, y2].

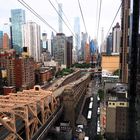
[[109, 102, 111, 105], [120, 103, 125, 105]]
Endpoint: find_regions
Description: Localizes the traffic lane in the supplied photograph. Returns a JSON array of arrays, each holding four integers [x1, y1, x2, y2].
[[83, 82, 98, 140]]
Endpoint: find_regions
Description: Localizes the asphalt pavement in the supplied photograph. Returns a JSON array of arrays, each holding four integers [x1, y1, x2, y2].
[[83, 79, 100, 140]]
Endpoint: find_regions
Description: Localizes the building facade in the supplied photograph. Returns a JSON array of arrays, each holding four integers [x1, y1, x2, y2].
[[74, 17, 80, 62], [128, 0, 140, 139], [101, 54, 120, 73], [106, 33, 113, 55], [53, 33, 66, 66], [22, 21, 41, 62], [14, 57, 35, 90], [3, 33, 9, 49], [11, 9, 25, 54], [66, 36, 73, 68], [0, 31, 3, 49], [112, 23, 121, 53], [84, 42, 90, 63], [80, 32, 88, 61], [106, 99, 129, 139], [120, 0, 130, 83]]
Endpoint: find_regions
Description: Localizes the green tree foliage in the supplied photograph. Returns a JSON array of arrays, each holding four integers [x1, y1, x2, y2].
[[95, 134, 103, 140], [98, 89, 104, 101], [113, 69, 119, 76], [72, 63, 91, 68], [55, 68, 74, 77]]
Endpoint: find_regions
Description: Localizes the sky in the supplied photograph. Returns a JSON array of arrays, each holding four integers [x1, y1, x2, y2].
[[0, 0, 121, 44]]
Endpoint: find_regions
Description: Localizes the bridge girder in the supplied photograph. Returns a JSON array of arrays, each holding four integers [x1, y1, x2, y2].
[[0, 85, 58, 140]]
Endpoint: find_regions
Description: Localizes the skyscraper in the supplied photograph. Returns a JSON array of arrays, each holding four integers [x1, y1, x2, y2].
[[112, 23, 121, 53], [22, 22, 41, 62], [58, 3, 63, 33], [74, 17, 80, 61], [66, 36, 73, 68], [120, 0, 130, 83], [128, 0, 139, 139], [51, 32, 55, 57], [53, 33, 66, 66], [81, 32, 88, 61], [106, 33, 113, 55], [42, 33, 48, 50], [11, 9, 25, 54], [0, 31, 3, 49]]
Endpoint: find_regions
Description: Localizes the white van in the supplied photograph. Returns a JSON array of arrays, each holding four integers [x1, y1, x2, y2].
[[84, 136, 89, 140]]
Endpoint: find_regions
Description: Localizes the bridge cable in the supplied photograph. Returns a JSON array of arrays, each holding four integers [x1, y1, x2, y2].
[[96, 0, 102, 42], [48, 0, 76, 37], [78, 0, 87, 33], [105, 2, 122, 39], [95, 0, 99, 38], [18, 0, 57, 33]]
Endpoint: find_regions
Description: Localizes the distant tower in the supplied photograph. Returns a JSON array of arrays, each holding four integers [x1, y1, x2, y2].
[[74, 17, 80, 59], [42, 33, 48, 50], [100, 27, 104, 53], [58, 3, 63, 33]]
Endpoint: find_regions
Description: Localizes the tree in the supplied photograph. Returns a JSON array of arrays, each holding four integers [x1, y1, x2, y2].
[[98, 89, 104, 101], [113, 69, 119, 76]]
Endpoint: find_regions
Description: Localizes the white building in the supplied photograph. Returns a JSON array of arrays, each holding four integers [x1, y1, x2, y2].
[[112, 23, 121, 53], [22, 21, 41, 62]]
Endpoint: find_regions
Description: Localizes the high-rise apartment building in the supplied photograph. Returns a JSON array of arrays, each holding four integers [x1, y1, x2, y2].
[[120, 0, 130, 83], [42, 33, 48, 50], [112, 23, 121, 53], [53, 33, 66, 65], [22, 22, 41, 62], [84, 42, 90, 63], [11, 9, 25, 54], [0, 31, 3, 49], [66, 36, 73, 68], [3, 33, 9, 49], [106, 33, 113, 55], [14, 57, 35, 89], [128, 0, 140, 139], [74, 17, 80, 62], [81, 32, 88, 61], [51, 32, 55, 57]]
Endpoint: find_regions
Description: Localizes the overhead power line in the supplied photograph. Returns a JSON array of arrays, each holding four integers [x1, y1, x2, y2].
[[18, 0, 57, 33], [96, 0, 102, 41], [105, 2, 122, 38], [48, 0, 76, 36], [78, 0, 87, 33]]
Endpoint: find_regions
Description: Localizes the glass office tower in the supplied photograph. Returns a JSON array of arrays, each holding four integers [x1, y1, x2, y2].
[[11, 9, 25, 54]]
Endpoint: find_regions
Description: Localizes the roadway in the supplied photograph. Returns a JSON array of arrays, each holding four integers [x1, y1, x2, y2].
[[83, 79, 100, 140]]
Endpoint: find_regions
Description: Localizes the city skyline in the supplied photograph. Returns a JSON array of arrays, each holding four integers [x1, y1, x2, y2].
[[0, 0, 121, 44]]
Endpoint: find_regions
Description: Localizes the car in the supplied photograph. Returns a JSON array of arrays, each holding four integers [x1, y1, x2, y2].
[[84, 136, 89, 140], [75, 124, 84, 133], [97, 107, 100, 115]]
